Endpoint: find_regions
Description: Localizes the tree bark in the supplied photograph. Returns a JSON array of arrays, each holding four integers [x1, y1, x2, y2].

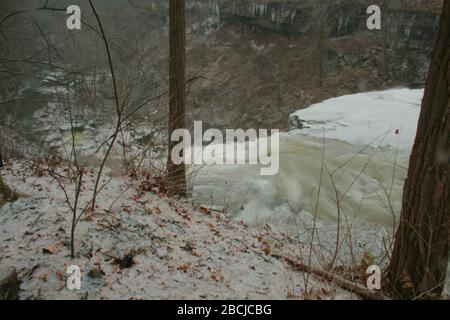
[[387, 0, 450, 299], [167, 0, 187, 196], [312, 3, 328, 88]]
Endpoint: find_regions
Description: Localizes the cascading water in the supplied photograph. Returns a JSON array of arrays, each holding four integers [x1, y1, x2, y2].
[[190, 133, 408, 228], [190, 89, 423, 229]]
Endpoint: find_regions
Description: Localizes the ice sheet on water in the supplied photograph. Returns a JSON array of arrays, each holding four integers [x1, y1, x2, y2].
[[289, 88, 423, 150]]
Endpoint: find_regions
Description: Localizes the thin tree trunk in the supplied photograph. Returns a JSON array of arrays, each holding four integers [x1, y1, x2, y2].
[[387, 0, 450, 299], [312, 3, 328, 88], [89, 0, 123, 210], [167, 0, 187, 196], [382, 2, 389, 78]]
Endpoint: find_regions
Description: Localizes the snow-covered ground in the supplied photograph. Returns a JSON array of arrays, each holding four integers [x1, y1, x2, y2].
[[0, 161, 357, 300], [2, 87, 449, 299]]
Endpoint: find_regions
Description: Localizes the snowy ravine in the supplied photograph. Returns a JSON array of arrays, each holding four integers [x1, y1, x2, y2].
[[191, 88, 439, 281], [0, 161, 356, 300], [2, 88, 449, 299], [190, 88, 449, 296], [192, 89, 424, 229]]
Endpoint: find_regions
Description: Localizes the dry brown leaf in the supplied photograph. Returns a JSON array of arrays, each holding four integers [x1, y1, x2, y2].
[[199, 206, 211, 215], [55, 271, 63, 282], [43, 242, 60, 254], [211, 271, 224, 282], [36, 273, 48, 282], [177, 263, 191, 273], [192, 249, 202, 257], [123, 206, 132, 213]]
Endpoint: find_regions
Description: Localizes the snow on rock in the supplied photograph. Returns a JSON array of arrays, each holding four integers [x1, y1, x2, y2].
[[289, 88, 424, 150]]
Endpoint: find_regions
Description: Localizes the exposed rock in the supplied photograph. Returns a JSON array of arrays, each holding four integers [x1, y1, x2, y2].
[[0, 266, 19, 300], [0, 175, 18, 204], [0, 0, 444, 145], [87, 268, 105, 279]]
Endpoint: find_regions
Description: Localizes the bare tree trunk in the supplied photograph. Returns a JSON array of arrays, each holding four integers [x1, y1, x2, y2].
[[381, 2, 390, 78], [89, 0, 123, 209], [312, 2, 328, 88], [387, 0, 450, 299], [167, 0, 187, 196], [317, 19, 325, 88]]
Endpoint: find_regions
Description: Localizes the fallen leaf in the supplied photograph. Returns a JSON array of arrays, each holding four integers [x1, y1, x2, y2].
[[112, 252, 136, 269], [123, 206, 132, 213], [36, 273, 48, 282], [43, 242, 60, 254], [199, 206, 211, 215], [177, 263, 191, 273], [55, 271, 63, 282], [192, 249, 202, 257], [88, 268, 105, 279], [211, 271, 224, 282]]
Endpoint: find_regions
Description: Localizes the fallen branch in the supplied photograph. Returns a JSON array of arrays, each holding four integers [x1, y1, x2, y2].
[[271, 253, 390, 300]]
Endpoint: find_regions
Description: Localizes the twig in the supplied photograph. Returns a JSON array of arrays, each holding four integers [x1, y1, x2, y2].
[[88, 0, 123, 209], [271, 253, 390, 300]]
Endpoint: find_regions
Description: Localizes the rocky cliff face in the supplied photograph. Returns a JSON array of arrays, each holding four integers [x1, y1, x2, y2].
[[186, 0, 440, 85], [0, 0, 444, 142], [169, 0, 442, 129], [214, 1, 439, 39]]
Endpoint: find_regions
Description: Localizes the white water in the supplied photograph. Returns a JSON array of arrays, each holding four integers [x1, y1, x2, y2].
[[191, 133, 409, 228]]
